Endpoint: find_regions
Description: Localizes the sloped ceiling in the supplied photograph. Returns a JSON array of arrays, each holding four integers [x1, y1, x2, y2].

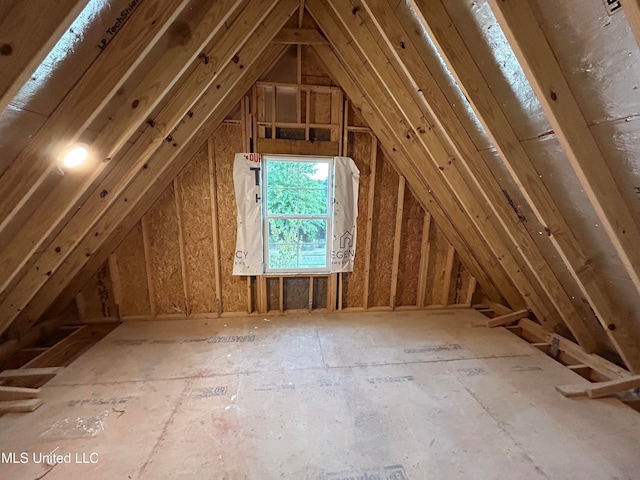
[[1, 0, 640, 373]]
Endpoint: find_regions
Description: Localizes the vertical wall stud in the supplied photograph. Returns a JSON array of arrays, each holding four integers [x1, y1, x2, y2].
[[390, 176, 405, 309]]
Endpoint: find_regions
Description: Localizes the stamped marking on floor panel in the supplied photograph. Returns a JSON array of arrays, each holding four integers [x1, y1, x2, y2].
[[366, 375, 414, 384], [456, 367, 488, 377], [403, 343, 463, 354], [67, 396, 133, 407], [325, 463, 408, 480], [190, 386, 228, 398]]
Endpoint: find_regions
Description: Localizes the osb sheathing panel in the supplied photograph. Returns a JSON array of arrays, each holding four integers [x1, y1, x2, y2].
[[79, 262, 117, 319], [347, 102, 367, 128], [146, 185, 186, 315], [313, 277, 328, 309], [214, 123, 246, 313], [344, 131, 372, 308], [115, 222, 150, 316], [396, 187, 423, 307], [368, 148, 398, 307], [301, 46, 334, 86], [309, 92, 332, 124], [283, 277, 309, 310], [424, 225, 449, 306], [267, 277, 280, 312], [261, 45, 297, 84], [177, 143, 217, 315]]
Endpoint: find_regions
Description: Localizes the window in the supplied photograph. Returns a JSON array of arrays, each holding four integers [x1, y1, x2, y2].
[[232, 152, 358, 277], [262, 155, 333, 273]]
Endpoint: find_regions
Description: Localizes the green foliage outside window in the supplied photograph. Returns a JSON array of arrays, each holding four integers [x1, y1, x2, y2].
[[266, 160, 329, 269]]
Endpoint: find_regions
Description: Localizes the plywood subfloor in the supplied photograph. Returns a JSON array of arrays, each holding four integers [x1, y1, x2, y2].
[[0, 309, 639, 479]]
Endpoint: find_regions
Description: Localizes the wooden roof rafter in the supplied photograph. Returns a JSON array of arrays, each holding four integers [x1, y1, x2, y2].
[[0, 0, 191, 234], [0, 0, 266, 334], [313, 0, 596, 342], [406, 0, 640, 372], [306, 0, 525, 309], [311, 43, 505, 306], [488, 0, 640, 319], [0, 0, 248, 301], [0, 0, 88, 112], [623, 0, 640, 50], [3, 0, 299, 336], [357, 0, 600, 352]]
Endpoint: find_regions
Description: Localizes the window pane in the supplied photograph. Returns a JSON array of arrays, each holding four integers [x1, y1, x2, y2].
[[266, 160, 329, 215], [267, 219, 327, 270]]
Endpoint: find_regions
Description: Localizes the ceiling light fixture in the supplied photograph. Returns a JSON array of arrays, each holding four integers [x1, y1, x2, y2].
[[62, 144, 89, 168]]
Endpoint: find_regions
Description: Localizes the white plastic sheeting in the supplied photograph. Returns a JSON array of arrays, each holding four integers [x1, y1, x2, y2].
[[232, 154, 359, 275]]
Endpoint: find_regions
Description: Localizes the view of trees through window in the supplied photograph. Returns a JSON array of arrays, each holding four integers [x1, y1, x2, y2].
[[265, 159, 331, 271]]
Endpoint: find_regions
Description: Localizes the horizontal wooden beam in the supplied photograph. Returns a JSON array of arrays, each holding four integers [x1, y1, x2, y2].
[[257, 138, 339, 155], [0, 398, 42, 413], [556, 375, 640, 399], [486, 309, 529, 328], [273, 27, 327, 44], [519, 318, 630, 381], [0, 386, 40, 401]]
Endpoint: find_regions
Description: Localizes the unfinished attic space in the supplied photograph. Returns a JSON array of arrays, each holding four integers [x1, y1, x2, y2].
[[3, 0, 640, 478]]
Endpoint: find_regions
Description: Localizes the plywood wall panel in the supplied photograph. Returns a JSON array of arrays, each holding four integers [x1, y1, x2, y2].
[[423, 224, 449, 306], [214, 123, 246, 313], [344, 131, 372, 308], [301, 46, 334, 86], [368, 148, 398, 307], [396, 187, 423, 307], [177, 143, 217, 315], [146, 186, 186, 315], [115, 222, 151, 316]]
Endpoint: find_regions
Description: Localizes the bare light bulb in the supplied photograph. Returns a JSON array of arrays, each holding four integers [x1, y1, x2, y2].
[[62, 145, 88, 168]]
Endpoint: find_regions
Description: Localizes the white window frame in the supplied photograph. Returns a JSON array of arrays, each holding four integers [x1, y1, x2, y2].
[[261, 154, 334, 274]]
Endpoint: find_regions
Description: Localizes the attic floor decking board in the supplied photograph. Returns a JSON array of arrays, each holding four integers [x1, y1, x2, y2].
[[0, 310, 638, 479]]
